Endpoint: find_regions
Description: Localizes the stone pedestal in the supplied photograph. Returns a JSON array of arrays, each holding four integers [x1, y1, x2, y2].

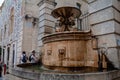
[[42, 31, 100, 71]]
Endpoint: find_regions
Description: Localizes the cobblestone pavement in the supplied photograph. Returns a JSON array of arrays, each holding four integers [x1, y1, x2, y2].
[[0, 74, 27, 80], [0, 74, 11, 80], [0, 76, 9, 80]]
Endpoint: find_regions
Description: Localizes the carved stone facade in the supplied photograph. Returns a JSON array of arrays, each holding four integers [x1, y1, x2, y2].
[[0, 0, 120, 73], [0, 0, 39, 72]]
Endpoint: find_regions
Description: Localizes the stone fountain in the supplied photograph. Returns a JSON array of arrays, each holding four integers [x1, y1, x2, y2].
[[15, 5, 120, 80], [42, 6, 100, 72]]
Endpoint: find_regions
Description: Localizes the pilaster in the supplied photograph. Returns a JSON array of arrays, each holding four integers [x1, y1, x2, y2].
[[37, 0, 56, 47]]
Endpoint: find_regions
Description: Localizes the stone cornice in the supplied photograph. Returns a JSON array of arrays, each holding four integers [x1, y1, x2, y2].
[[90, 6, 120, 16], [82, 0, 97, 4], [90, 18, 120, 26], [92, 32, 120, 37], [37, 0, 57, 7], [42, 31, 91, 44]]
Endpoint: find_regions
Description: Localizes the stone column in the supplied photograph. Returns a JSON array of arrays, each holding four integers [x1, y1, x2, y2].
[[89, 0, 120, 69], [37, 0, 56, 48]]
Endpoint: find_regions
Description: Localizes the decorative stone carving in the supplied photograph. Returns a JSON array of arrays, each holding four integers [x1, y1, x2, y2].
[[51, 7, 81, 31], [58, 48, 65, 55], [47, 50, 52, 55]]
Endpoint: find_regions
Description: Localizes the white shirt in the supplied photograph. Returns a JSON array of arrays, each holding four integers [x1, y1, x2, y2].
[[31, 55, 37, 63], [20, 54, 27, 63]]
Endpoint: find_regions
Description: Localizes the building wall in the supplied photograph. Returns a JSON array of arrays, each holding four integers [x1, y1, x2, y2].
[[0, 0, 39, 71], [1, 0, 90, 67], [37, 0, 120, 69], [89, 0, 120, 68], [0, 0, 120, 71], [0, 0, 24, 68]]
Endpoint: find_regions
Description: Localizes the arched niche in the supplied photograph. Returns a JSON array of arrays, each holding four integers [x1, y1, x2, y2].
[[9, 7, 14, 35]]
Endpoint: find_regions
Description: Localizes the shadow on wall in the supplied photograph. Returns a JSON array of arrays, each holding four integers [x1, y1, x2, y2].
[[104, 54, 118, 71]]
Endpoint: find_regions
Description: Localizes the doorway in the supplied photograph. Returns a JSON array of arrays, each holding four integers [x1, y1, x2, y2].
[[12, 44, 15, 67], [7, 47, 10, 70]]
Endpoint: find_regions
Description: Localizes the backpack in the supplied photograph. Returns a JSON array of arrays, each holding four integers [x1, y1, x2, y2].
[[22, 55, 27, 63], [29, 55, 32, 62]]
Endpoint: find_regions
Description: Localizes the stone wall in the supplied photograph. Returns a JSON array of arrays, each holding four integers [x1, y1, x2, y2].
[[89, 0, 120, 69], [0, 0, 91, 68], [0, 0, 24, 67], [0, 0, 40, 70], [37, 0, 56, 48], [0, 0, 120, 74]]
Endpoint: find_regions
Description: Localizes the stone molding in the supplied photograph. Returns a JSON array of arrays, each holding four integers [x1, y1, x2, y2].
[[90, 6, 120, 16], [37, 0, 57, 7], [42, 31, 91, 44]]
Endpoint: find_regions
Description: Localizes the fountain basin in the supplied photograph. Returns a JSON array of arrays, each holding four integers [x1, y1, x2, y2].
[[11, 66, 120, 80], [42, 31, 99, 71]]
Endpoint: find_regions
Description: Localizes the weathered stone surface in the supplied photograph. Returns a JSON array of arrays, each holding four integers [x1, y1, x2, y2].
[[0, 0, 120, 77], [115, 22, 120, 34], [89, 0, 112, 13], [114, 8, 120, 23], [97, 34, 116, 47], [91, 21, 115, 35], [90, 7, 113, 25], [89, 0, 120, 69], [11, 68, 120, 80], [39, 3, 54, 11], [39, 7, 53, 16], [42, 31, 100, 70], [107, 48, 119, 68], [112, 0, 120, 12], [39, 20, 55, 28], [39, 13, 55, 22]]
